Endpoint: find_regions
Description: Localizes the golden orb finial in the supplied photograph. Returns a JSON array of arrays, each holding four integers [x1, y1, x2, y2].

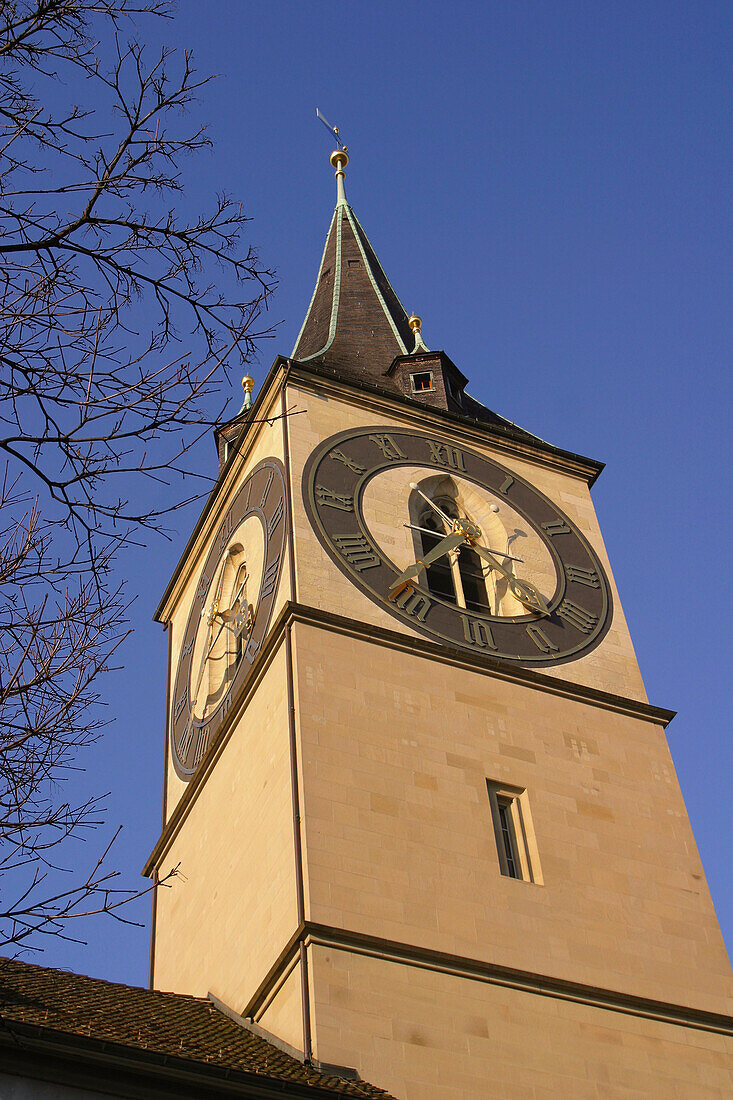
[[408, 312, 429, 353], [241, 374, 254, 411], [330, 148, 349, 205], [330, 148, 349, 170]]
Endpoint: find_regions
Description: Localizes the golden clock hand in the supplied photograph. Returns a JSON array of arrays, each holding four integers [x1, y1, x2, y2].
[[189, 552, 232, 710], [189, 626, 213, 713], [409, 483, 453, 528], [389, 531, 465, 591], [219, 565, 249, 624], [402, 524, 524, 563], [473, 543, 550, 616]]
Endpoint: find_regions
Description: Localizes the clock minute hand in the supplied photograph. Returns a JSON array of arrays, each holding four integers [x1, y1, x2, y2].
[[403, 524, 524, 563], [409, 483, 453, 528], [190, 614, 229, 709], [389, 531, 466, 591], [473, 543, 550, 616]]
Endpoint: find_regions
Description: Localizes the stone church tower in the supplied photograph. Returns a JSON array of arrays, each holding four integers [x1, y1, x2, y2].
[[145, 148, 733, 1097]]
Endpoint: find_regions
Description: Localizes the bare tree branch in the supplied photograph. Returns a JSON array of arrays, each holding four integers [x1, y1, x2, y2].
[[0, 0, 275, 948]]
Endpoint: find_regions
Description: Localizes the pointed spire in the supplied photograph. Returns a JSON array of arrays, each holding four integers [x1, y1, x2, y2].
[[291, 148, 423, 381], [286, 134, 583, 460]]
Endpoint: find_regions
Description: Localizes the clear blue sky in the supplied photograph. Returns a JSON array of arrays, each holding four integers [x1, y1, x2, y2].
[[21, 1, 732, 984]]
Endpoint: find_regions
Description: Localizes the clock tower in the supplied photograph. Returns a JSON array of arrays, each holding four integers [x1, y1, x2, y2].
[[145, 149, 733, 1097]]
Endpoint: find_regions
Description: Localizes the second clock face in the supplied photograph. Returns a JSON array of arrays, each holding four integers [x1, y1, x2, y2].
[[302, 427, 612, 666], [171, 458, 287, 779]]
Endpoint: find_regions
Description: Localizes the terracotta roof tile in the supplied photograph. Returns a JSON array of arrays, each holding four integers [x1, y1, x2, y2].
[[0, 957, 395, 1098]]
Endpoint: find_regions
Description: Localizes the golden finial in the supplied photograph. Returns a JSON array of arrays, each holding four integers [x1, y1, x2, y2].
[[241, 374, 254, 411], [330, 148, 349, 206], [408, 312, 429, 353]]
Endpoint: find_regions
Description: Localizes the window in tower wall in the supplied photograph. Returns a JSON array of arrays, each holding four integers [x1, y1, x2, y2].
[[417, 496, 491, 613], [419, 508, 457, 602], [486, 780, 543, 884], [497, 797, 519, 878]]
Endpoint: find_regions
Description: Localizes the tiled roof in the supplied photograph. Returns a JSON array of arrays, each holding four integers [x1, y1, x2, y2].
[[0, 957, 395, 1099]]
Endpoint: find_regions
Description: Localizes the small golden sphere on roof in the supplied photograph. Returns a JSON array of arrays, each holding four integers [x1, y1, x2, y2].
[[330, 148, 349, 169], [241, 374, 255, 411], [408, 313, 422, 334]]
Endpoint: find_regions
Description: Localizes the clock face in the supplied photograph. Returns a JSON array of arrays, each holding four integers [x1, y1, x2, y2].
[[171, 458, 287, 779], [302, 427, 612, 666]]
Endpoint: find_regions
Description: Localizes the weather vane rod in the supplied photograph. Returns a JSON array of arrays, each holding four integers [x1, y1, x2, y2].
[[316, 107, 347, 151], [316, 108, 349, 206]]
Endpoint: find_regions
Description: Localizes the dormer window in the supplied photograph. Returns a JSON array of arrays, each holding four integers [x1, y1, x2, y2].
[[410, 371, 434, 392]]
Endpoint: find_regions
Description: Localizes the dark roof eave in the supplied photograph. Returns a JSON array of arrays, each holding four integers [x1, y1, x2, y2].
[[289, 357, 605, 484], [0, 1019, 374, 1099]]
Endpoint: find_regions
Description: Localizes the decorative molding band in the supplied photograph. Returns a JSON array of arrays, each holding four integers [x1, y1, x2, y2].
[[243, 920, 733, 1038], [142, 600, 294, 877], [303, 923, 733, 1038], [284, 362, 605, 485], [287, 602, 675, 726]]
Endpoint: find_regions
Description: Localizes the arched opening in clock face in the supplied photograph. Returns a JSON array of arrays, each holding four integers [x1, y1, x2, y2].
[[360, 467, 557, 618], [189, 515, 264, 723]]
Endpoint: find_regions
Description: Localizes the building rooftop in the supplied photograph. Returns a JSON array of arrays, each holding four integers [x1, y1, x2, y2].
[[0, 956, 395, 1099]]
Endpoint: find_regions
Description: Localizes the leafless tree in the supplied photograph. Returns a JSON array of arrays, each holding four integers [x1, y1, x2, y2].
[[0, 0, 274, 948]]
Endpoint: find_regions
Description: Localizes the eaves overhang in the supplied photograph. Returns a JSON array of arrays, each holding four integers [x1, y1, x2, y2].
[[286, 357, 605, 485], [0, 1022, 383, 1099]]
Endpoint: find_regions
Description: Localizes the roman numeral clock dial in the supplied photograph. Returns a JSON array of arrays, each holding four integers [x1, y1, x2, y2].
[[171, 458, 287, 779], [303, 428, 612, 665]]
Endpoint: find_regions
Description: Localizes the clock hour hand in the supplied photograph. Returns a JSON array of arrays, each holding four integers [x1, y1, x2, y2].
[[389, 531, 465, 591], [190, 613, 231, 712], [473, 543, 550, 616]]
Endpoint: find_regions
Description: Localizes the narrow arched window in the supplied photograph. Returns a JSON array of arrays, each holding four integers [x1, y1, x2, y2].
[[457, 543, 491, 613], [419, 502, 458, 603], [414, 482, 494, 614]]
